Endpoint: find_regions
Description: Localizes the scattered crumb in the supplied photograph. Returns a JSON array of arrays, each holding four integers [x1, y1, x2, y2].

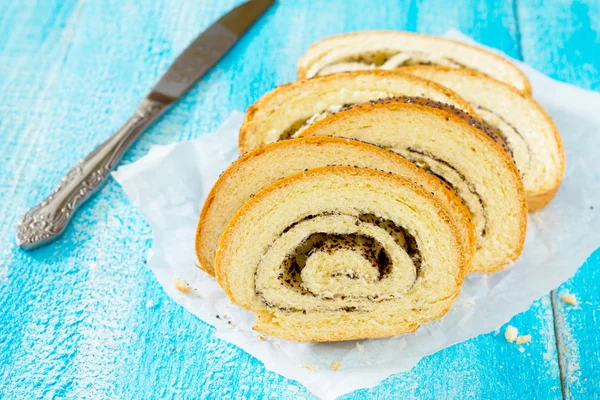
[[504, 326, 518, 343], [356, 342, 365, 352], [304, 363, 317, 372], [145, 299, 157, 308], [288, 385, 299, 393], [259, 336, 265, 341], [172, 278, 192, 293], [518, 347, 525, 353], [560, 293, 578, 306], [462, 299, 476, 308], [331, 360, 341, 371], [516, 335, 532, 345]]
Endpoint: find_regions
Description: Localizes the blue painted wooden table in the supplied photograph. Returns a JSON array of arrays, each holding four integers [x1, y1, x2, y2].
[[1, 1, 599, 398]]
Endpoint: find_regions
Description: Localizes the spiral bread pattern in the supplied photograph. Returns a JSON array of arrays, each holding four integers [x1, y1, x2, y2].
[[196, 136, 475, 276], [191, 32, 562, 342], [215, 166, 467, 342], [299, 97, 528, 273], [238, 70, 476, 153], [297, 31, 531, 94], [400, 66, 565, 211]]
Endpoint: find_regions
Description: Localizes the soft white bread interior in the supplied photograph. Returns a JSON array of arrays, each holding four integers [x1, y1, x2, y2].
[[239, 70, 476, 153], [401, 66, 565, 211], [297, 31, 531, 94], [299, 97, 527, 273], [215, 166, 467, 342], [196, 136, 475, 276]]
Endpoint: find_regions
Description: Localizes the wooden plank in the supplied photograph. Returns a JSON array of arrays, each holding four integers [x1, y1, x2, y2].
[[517, 1, 600, 397], [0, 0, 568, 399]]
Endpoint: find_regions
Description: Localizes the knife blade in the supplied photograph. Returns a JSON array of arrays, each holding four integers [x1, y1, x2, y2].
[[151, 0, 274, 102], [16, 0, 274, 250]]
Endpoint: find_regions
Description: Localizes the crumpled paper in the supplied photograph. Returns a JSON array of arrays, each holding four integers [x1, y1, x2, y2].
[[112, 31, 600, 399]]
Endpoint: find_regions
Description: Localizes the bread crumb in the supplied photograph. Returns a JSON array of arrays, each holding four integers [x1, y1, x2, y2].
[[304, 363, 317, 372], [259, 336, 265, 341], [516, 335, 531, 345], [331, 360, 341, 371], [172, 278, 192, 293], [560, 293, 578, 306], [462, 299, 476, 308], [145, 299, 157, 308], [356, 342, 365, 352], [504, 325, 518, 343], [518, 346, 525, 353]]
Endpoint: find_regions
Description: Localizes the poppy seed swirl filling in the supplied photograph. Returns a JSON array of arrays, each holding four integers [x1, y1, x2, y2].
[[474, 105, 530, 177], [254, 213, 422, 313], [313, 50, 470, 77]]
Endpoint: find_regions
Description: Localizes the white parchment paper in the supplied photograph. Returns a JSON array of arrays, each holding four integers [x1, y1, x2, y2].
[[112, 31, 600, 399]]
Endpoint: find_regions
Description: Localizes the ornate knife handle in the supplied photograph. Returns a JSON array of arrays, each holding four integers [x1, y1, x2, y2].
[[16, 97, 169, 250]]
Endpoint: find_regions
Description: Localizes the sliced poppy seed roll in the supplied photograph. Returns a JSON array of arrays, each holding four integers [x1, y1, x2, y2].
[[238, 70, 476, 153], [196, 136, 475, 276], [401, 66, 565, 211], [215, 166, 467, 342], [298, 97, 528, 273], [297, 31, 531, 94]]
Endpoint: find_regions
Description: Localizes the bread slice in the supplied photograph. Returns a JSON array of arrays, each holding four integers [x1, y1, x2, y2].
[[297, 31, 531, 94], [238, 70, 476, 153], [196, 136, 475, 276], [299, 97, 527, 273], [401, 66, 565, 211], [215, 166, 467, 342]]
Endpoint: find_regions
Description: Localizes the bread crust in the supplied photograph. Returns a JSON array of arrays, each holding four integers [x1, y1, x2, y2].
[[400, 65, 565, 212], [238, 69, 478, 154], [527, 185, 561, 212], [298, 97, 528, 273], [196, 136, 476, 276], [214, 166, 468, 341], [254, 289, 460, 342], [297, 30, 532, 94]]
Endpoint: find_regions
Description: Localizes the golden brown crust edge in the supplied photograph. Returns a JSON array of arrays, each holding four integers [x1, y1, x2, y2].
[[196, 142, 281, 275], [215, 165, 469, 316], [254, 314, 421, 342], [197, 136, 476, 276], [527, 185, 561, 213], [254, 289, 460, 342], [238, 69, 479, 154], [195, 146, 263, 275], [523, 99, 566, 212], [298, 97, 528, 273], [297, 30, 532, 95]]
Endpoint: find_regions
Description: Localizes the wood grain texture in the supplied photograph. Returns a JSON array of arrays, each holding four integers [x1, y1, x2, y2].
[[517, 1, 600, 398], [0, 0, 596, 399]]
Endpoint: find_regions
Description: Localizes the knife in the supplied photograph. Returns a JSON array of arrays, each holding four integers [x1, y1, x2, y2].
[[16, 0, 274, 250]]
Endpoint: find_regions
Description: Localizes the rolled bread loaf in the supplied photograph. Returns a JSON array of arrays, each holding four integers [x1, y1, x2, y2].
[[299, 97, 528, 273], [215, 166, 468, 341], [401, 66, 565, 211], [297, 31, 531, 94]]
